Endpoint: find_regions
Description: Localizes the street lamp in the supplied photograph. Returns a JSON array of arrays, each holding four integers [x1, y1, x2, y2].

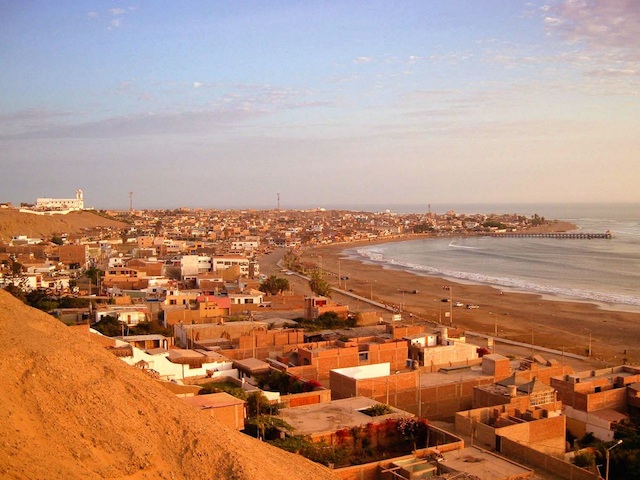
[[606, 439, 622, 480]]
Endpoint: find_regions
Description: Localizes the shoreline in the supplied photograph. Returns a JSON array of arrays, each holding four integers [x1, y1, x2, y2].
[[299, 233, 640, 365], [342, 244, 640, 316]]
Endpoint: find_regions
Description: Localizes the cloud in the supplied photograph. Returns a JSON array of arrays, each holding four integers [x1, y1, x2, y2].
[[109, 8, 126, 16], [0, 108, 81, 136], [0, 108, 271, 140], [0, 108, 78, 124], [354, 56, 374, 64], [87, 11, 98, 18], [545, 0, 640, 50], [109, 18, 122, 29]]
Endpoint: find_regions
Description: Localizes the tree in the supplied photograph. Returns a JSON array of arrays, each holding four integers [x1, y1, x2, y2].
[[247, 391, 281, 417], [93, 315, 124, 337], [3, 284, 26, 303], [11, 261, 23, 275], [309, 271, 332, 297], [259, 275, 289, 295], [84, 266, 103, 292], [50, 235, 64, 245]]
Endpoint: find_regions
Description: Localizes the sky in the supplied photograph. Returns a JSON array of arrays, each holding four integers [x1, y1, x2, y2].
[[1, 0, 639, 210]]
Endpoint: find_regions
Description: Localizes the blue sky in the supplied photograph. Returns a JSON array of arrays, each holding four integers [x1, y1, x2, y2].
[[1, 1, 639, 210]]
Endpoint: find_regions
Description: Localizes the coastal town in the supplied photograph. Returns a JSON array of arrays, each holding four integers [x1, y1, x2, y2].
[[1, 191, 638, 480]]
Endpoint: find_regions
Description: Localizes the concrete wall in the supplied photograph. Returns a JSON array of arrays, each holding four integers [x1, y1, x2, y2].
[[118, 343, 237, 381], [563, 406, 616, 441], [422, 341, 478, 367]]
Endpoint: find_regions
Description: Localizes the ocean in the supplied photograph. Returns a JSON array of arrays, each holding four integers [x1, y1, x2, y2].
[[344, 203, 640, 311]]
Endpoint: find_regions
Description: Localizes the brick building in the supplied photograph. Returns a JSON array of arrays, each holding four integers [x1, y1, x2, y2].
[[455, 404, 566, 456]]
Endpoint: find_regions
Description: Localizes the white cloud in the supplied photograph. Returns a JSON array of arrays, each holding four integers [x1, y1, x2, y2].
[[109, 18, 122, 29], [109, 8, 126, 16], [545, 0, 640, 50], [193, 82, 203, 88], [354, 56, 374, 64], [87, 11, 98, 18]]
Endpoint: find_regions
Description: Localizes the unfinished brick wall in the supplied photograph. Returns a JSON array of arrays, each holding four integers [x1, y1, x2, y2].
[[501, 437, 599, 480]]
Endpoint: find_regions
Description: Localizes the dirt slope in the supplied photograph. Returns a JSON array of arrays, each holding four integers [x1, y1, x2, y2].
[[0, 209, 126, 242], [0, 290, 337, 480]]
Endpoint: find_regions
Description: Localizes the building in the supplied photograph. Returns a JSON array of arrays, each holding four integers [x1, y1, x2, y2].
[[35, 189, 84, 211], [56, 244, 89, 268], [94, 305, 149, 327], [182, 392, 246, 430], [163, 294, 232, 327], [551, 365, 640, 441], [473, 374, 560, 411], [455, 403, 566, 456], [404, 327, 479, 369], [211, 254, 252, 277], [304, 296, 349, 320]]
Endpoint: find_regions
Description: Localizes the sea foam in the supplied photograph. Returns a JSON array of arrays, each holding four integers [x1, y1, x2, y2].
[[350, 245, 640, 307]]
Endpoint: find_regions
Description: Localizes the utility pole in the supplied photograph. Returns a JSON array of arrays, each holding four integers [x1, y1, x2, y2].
[[531, 328, 534, 357], [277, 193, 280, 211], [606, 440, 622, 480], [129, 191, 133, 212]]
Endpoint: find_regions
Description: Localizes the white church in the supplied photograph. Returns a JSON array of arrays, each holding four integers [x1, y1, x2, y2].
[[36, 189, 84, 211]]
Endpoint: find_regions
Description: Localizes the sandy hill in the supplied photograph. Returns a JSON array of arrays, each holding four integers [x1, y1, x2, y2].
[[0, 209, 126, 242], [0, 290, 337, 480]]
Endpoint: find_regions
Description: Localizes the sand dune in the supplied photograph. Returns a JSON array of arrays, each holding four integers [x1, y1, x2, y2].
[[0, 290, 337, 480]]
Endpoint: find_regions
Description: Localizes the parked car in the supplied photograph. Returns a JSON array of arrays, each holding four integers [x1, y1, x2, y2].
[[466, 304, 480, 309], [453, 302, 464, 307]]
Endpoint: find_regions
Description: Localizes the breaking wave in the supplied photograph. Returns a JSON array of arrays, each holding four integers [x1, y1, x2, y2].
[[350, 246, 640, 307]]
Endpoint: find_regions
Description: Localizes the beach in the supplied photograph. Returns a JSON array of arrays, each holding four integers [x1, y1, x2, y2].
[[298, 235, 640, 366]]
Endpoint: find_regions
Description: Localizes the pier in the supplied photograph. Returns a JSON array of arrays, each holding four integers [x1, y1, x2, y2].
[[483, 232, 612, 239]]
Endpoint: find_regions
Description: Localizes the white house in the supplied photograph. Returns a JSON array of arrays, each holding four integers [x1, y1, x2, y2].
[[94, 305, 149, 326]]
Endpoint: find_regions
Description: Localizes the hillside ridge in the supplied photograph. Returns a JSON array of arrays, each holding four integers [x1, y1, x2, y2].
[[0, 209, 126, 242], [0, 290, 337, 480]]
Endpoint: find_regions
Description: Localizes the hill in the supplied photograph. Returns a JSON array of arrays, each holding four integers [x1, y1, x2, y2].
[[0, 290, 337, 480], [0, 209, 127, 242]]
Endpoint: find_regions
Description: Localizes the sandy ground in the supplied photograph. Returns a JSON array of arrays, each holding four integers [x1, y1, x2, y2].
[[0, 290, 338, 480], [289, 238, 640, 366], [0, 209, 126, 241]]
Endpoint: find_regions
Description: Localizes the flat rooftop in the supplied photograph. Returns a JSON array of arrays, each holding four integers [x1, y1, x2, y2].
[[441, 446, 532, 479], [279, 396, 412, 437], [555, 365, 640, 384], [183, 392, 244, 409], [418, 366, 494, 388]]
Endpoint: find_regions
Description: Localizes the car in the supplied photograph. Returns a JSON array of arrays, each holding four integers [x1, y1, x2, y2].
[[411, 290, 419, 294], [441, 298, 450, 303], [453, 302, 464, 307], [340, 276, 349, 280], [466, 304, 480, 309], [285, 271, 294, 275]]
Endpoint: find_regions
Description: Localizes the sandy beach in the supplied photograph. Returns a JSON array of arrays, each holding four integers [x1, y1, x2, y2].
[[298, 234, 640, 366]]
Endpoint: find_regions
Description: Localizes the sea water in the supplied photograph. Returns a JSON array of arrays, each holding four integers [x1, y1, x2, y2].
[[345, 203, 640, 310]]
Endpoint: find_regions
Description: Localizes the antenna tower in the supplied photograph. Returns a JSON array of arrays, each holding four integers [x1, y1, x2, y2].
[[277, 193, 280, 211], [129, 191, 133, 212]]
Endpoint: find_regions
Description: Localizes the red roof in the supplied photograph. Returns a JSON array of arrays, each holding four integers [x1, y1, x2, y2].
[[196, 294, 231, 309]]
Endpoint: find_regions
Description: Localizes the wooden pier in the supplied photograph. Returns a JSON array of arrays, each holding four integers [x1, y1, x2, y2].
[[482, 232, 612, 239]]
